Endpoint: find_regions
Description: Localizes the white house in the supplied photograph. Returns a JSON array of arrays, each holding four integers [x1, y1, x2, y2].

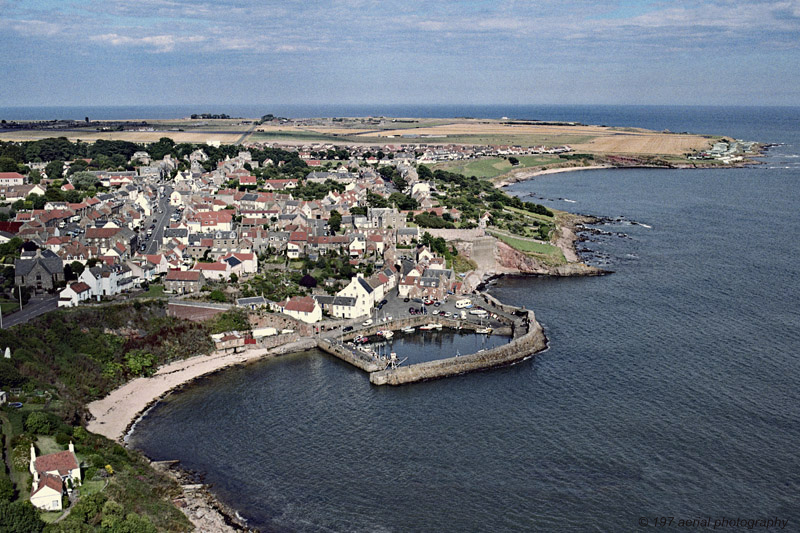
[[29, 442, 82, 512], [58, 282, 93, 307], [335, 275, 376, 318], [278, 296, 322, 323]]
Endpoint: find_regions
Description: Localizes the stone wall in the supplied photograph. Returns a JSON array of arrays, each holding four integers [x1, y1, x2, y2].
[[368, 309, 546, 386]]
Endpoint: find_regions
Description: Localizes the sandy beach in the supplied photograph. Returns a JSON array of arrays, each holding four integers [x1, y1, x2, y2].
[[86, 347, 276, 442]]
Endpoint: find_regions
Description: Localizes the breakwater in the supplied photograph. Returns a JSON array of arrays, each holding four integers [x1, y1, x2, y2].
[[316, 294, 547, 385]]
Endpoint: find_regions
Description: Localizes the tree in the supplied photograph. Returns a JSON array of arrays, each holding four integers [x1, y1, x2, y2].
[[125, 350, 157, 377], [71, 171, 98, 190], [45, 160, 65, 180], [329, 210, 342, 233], [299, 274, 317, 288], [209, 290, 226, 302], [229, 272, 238, 284], [28, 169, 42, 184], [67, 159, 89, 176], [70, 261, 85, 278], [508, 156, 519, 165], [0, 157, 18, 172], [25, 411, 54, 435], [0, 500, 45, 533], [417, 164, 433, 180], [0, 476, 14, 501]]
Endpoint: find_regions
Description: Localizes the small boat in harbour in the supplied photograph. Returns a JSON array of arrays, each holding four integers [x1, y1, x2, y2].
[[378, 329, 394, 339], [401, 326, 415, 333], [476, 327, 493, 334]]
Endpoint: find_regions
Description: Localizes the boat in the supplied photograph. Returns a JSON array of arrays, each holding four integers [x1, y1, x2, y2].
[[476, 327, 493, 334], [378, 330, 394, 339], [401, 326, 415, 333], [419, 323, 435, 330]]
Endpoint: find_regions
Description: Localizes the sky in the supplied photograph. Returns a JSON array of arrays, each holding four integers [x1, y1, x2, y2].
[[1, 0, 799, 106]]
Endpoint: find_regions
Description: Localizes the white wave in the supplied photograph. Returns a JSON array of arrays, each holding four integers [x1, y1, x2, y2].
[[563, 198, 577, 203]]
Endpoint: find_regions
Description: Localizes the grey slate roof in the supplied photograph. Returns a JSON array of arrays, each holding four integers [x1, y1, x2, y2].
[[15, 249, 63, 276]]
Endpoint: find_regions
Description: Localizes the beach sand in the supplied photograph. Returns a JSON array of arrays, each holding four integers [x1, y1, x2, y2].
[[86, 347, 275, 442]]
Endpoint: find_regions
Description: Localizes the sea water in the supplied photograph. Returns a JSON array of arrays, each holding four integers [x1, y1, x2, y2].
[[128, 106, 800, 532]]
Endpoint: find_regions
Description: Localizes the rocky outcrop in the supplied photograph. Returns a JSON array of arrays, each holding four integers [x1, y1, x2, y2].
[[494, 240, 604, 276]]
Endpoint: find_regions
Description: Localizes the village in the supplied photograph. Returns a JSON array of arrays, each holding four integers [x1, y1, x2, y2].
[[0, 135, 574, 334], [0, 134, 572, 517]]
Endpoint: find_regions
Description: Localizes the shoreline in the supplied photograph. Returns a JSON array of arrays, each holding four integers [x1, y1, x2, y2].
[[87, 347, 280, 442], [494, 164, 614, 188]]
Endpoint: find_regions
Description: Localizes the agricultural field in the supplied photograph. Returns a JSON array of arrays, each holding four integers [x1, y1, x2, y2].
[[435, 155, 560, 179]]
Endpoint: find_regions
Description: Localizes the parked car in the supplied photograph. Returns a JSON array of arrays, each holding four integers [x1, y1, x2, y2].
[[434, 301, 441, 307], [362, 319, 373, 327], [412, 298, 423, 303], [403, 297, 410, 302], [380, 299, 388, 306]]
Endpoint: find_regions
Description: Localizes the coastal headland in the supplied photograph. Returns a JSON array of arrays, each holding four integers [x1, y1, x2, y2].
[[0, 113, 765, 532]]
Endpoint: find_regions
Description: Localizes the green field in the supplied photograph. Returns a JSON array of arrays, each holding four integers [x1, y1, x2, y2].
[[435, 155, 560, 179], [491, 232, 566, 265], [135, 284, 166, 299], [0, 301, 20, 314], [502, 205, 554, 223]]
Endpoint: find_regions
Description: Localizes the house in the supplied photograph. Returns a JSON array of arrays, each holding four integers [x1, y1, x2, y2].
[[313, 295, 360, 319], [236, 296, 270, 310], [29, 442, 81, 512], [15, 249, 64, 291], [58, 281, 93, 307], [277, 295, 322, 323], [335, 275, 376, 318], [191, 261, 230, 280], [79, 264, 132, 297], [164, 270, 204, 294], [0, 172, 25, 186]]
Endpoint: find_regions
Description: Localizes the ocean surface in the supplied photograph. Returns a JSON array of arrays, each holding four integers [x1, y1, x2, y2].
[[1, 104, 798, 140], [128, 107, 800, 532]]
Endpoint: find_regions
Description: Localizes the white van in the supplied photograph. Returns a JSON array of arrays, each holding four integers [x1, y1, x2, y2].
[[455, 299, 473, 309]]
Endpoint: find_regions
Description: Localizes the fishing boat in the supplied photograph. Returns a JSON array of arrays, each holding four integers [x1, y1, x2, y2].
[[378, 329, 394, 339], [401, 326, 415, 333], [419, 323, 442, 331], [476, 327, 493, 334]]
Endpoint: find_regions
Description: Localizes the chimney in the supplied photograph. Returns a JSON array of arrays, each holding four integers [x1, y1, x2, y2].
[[69, 441, 75, 453]]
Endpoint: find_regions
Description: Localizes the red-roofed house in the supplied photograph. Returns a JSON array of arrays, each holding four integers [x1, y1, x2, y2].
[[191, 261, 231, 280], [29, 442, 81, 511], [58, 281, 93, 307], [0, 172, 24, 186], [164, 269, 204, 294], [278, 295, 322, 323]]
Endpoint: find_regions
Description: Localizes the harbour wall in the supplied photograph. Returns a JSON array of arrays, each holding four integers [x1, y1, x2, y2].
[[368, 309, 545, 385]]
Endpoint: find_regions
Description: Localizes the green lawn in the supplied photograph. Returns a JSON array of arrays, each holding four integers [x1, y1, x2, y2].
[[36, 435, 64, 455], [135, 284, 166, 298], [78, 479, 106, 497], [492, 232, 566, 265], [435, 155, 560, 179], [503, 205, 554, 223], [0, 301, 20, 313], [40, 511, 63, 524]]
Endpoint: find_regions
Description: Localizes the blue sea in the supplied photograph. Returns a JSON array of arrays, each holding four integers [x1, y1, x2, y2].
[[126, 106, 800, 532]]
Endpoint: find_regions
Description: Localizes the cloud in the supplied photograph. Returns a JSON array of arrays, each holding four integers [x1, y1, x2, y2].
[[90, 33, 205, 53]]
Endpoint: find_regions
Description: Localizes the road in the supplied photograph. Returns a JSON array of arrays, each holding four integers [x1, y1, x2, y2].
[[143, 185, 175, 255], [1, 295, 58, 329]]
